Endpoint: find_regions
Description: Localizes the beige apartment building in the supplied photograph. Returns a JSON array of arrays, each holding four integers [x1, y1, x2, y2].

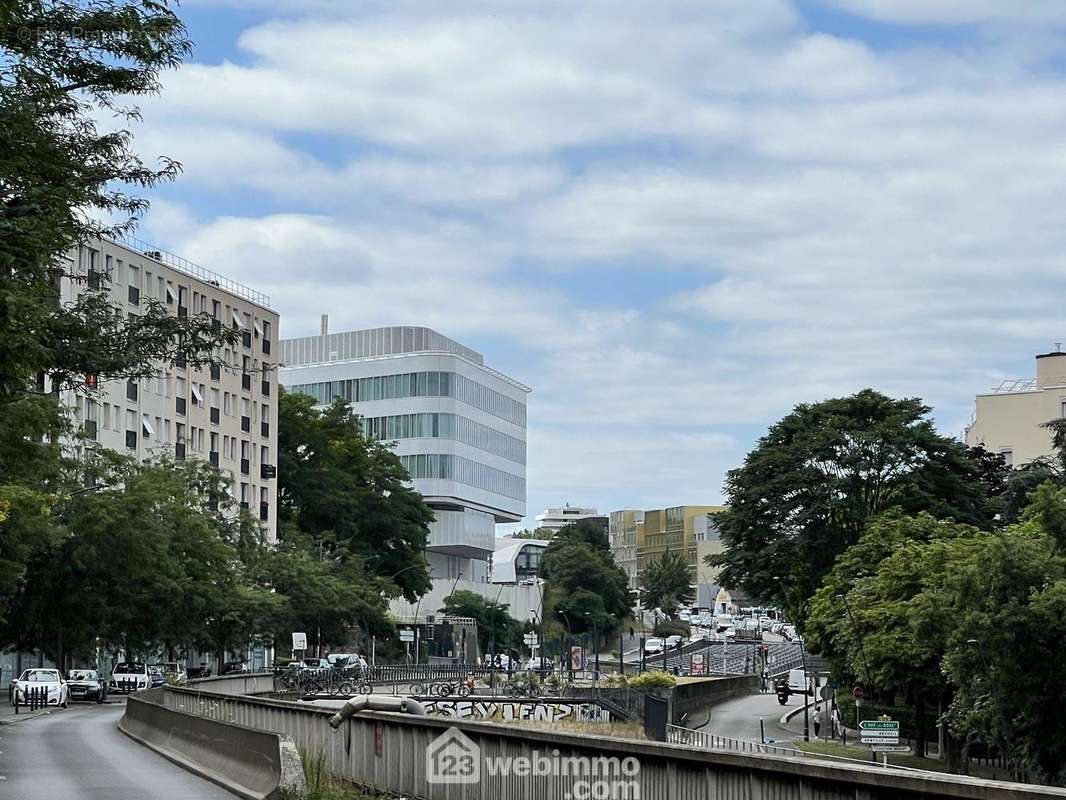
[[610, 505, 726, 598], [61, 236, 280, 542], [964, 350, 1066, 467]]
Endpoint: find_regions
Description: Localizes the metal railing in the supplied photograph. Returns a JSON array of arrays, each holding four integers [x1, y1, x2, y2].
[[666, 724, 800, 756], [110, 234, 272, 308]]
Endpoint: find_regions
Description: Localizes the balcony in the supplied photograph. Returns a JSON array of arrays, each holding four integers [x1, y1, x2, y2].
[[125, 430, 137, 449], [261, 420, 269, 438], [175, 442, 186, 460], [128, 285, 140, 305], [259, 502, 269, 521], [241, 373, 251, 391], [260, 464, 276, 479], [240, 458, 250, 475], [210, 407, 220, 425], [262, 339, 271, 355], [126, 381, 138, 401], [261, 379, 270, 397], [241, 415, 251, 433], [242, 330, 252, 349], [210, 364, 221, 381], [209, 450, 219, 467], [177, 305, 188, 319], [175, 397, 187, 416]]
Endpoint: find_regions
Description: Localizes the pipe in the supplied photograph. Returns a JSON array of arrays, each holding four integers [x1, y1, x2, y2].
[[328, 695, 426, 730]]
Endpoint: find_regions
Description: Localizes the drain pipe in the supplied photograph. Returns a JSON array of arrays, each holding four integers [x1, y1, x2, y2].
[[328, 695, 426, 730]]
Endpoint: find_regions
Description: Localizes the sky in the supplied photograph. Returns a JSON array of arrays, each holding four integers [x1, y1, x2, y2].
[[126, 0, 1066, 529]]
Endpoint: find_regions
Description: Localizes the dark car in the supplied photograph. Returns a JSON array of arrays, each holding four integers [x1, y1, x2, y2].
[[66, 669, 107, 703], [221, 660, 248, 675], [186, 664, 213, 679], [148, 666, 166, 688]]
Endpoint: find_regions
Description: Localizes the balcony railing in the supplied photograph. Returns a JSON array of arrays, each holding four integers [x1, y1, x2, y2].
[[177, 305, 188, 319], [262, 339, 271, 355], [210, 364, 221, 381], [261, 379, 270, 397], [260, 464, 276, 479], [261, 420, 269, 438], [125, 430, 136, 449], [210, 407, 220, 425], [242, 330, 252, 349], [126, 381, 138, 401], [240, 458, 250, 475], [241, 415, 251, 433], [175, 397, 187, 416], [241, 373, 251, 391], [128, 285, 140, 305]]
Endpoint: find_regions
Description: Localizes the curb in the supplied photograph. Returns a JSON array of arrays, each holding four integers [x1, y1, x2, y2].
[[779, 699, 815, 726], [0, 708, 54, 726]]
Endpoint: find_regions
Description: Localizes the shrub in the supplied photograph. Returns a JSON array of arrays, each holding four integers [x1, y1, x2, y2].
[[653, 620, 690, 638], [629, 670, 676, 689]]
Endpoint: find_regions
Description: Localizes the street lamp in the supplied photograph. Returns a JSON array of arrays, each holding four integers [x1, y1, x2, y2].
[[558, 609, 574, 680], [529, 609, 544, 674], [774, 575, 811, 742]]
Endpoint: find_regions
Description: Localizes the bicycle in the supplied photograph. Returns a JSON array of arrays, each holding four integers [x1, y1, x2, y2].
[[432, 680, 471, 697]]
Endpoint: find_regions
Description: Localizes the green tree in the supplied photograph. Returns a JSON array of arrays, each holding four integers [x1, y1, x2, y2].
[[441, 590, 524, 655], [541, 520, 631, 638], [277, 390, 433, 601], [710, 389, 1005, 621], [638, 551, 695, 619]]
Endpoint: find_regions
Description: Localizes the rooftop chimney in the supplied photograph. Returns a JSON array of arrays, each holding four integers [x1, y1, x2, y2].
[[320, 314, 329, 336]]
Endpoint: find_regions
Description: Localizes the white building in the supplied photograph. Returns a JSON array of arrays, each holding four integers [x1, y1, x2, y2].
[[62, 236, 280, 543], [965, 349, 1066, 467], [280, 323, 530, 599], [534, 505, 603, 534], [490, 537, 551, 584]]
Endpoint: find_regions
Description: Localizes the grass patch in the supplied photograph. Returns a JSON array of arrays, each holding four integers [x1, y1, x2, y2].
[[488, 718, 647, 739], [288, 750, 389, 800], [793, 739, 1007, 780]]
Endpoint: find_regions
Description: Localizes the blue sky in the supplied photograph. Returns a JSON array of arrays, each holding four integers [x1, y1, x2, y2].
[[128, 1, 1066, 528]]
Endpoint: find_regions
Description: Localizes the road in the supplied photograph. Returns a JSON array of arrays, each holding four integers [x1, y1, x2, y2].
[[0, 701, 234, 799], [697, 690, 810, 745]]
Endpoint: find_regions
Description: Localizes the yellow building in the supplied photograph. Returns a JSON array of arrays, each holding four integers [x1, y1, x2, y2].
[[965, 350, 1066, 466], [610, 505, 725, 594]]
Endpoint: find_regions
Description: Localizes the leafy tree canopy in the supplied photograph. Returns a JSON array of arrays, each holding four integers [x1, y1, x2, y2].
[[441, 590, 524, 654], [638, 550, 695, 619], [277, 389, 434, 602], [541, 520, 631, 636], [709, 389, 1006, 620]]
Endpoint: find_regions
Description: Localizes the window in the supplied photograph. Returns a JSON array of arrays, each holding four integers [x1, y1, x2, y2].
[[1000, 448, 1014, 467]]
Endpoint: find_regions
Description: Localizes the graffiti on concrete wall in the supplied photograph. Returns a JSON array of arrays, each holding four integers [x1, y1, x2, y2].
[[422, 699, 610, 723]]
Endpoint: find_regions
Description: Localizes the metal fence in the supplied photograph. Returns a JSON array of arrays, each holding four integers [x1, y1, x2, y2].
[[666, 724, 800, 757]]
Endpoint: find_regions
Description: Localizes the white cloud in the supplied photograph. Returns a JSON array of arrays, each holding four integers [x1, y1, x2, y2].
[[124, 1, 1066, 523]]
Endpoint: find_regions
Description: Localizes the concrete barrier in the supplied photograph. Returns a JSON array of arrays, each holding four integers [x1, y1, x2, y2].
[[118, 687, 304, 800], [157, 685, 1066, 800], [187, 671, 276, 696], [672, 675, 758, 722]]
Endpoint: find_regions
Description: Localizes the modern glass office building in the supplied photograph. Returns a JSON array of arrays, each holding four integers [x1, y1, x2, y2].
[[279, 323, 529, 583]]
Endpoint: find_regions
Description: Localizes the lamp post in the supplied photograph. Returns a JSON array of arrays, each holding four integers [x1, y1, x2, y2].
[[529, 609, 544, 674], [774, 575, 810, 742], [558, 610, 574, 680], [489, 584, 505, 690]]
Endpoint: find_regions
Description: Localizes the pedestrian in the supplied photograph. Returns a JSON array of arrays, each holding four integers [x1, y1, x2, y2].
[[813, 705, 821, 737], [832, 705, 842, 738]]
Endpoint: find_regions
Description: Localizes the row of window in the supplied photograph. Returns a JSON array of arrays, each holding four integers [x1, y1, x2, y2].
[[398, 453, 526, 501], [362, 412, 526, 465], [287, 371, 526, 426]]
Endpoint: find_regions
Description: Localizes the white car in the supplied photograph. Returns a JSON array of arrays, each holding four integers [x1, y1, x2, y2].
[[720, 627, 737, 641], [109, 661, 151, 691], [12, 668, 68, 708], [688, 630, 714, 644], [665, 635, 683, 650], [678, 610, 691, 622], [770, 622, 784, 635], [643, 637, 665, 654], [716, 615, 734, 632]]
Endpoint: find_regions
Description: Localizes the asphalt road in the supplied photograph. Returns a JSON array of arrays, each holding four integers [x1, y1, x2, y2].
[[696, 690, 809, 744], [0, 701, 234, 799]]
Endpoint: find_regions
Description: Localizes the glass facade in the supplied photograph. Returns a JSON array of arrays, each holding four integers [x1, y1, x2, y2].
[[399, 453, 526, 501], [362, 412, 525, 465], [287, 370, 525, 426]]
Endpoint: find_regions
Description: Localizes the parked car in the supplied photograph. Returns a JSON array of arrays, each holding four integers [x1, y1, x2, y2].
[[665, 634, 683, 649], [781, 625, 797, 641], [326, 653, 367, 671], [720, 627, 737, 641], [155, 662, 187, 683], [715, 615, 734, 632], [688, 630, 713, 644], [147, 665, 166, 688], [186, 664, 212, 679], [643, 637, 665, 654], [525, 656, 555, 673], [12, 668, 68, 708], [109, 662, 151, 692], [66, 669, 107, 703], [770, 622, 784, 635], [221, 660, 248, 675]]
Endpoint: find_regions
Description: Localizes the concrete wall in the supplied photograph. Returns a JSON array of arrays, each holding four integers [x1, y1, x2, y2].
[[671, 676, 758, 724], [187, 671, 276, 696], [156, 685, 1063, 800], [119, 688, 303, 800]]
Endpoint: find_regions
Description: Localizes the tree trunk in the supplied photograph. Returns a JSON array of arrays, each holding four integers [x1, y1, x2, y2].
[[914, 692, 927, 757]]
